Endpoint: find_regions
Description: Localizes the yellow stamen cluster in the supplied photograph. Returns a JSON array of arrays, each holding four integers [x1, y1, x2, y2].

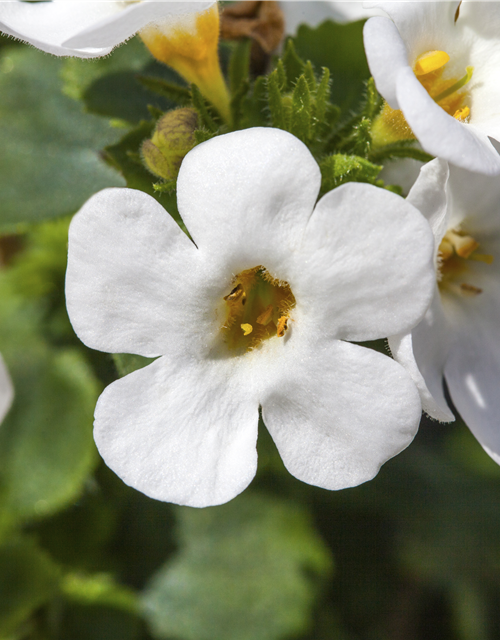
[[221, 266, 296, 353], [372, 49, 473, 147], [438, 228, 493, 297]]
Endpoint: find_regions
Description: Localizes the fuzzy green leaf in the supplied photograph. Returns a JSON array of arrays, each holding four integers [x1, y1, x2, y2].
[[291, 75, 312, 142], [143, 494, 332, 640], [320, 153, 382, 192]]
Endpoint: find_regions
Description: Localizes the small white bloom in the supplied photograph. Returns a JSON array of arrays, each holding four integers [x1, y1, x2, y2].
[[281, 1, 383, 33], [389, 157, 500, 461], [0, 355, 13, 425], [66, 127, 435, 507], [364, 1, 500, 175], [0, 0, 214, 57]]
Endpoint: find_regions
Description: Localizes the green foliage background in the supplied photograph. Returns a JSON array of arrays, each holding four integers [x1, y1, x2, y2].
[[0, 17, 499, 640]]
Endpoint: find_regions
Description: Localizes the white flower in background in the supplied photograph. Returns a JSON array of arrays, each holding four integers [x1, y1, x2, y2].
[[0, 0, 214, 57], [281, 1, 383, 34], [389, 158, 500, 462], [0, 355, 13, 425], [66, 127, 435, 507], [364, 1, 500, 175]]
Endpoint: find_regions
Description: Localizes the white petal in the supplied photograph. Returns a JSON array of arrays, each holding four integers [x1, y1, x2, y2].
[[389, 321, 455, 422], [176, 128, 321, 277], [396, 67, 500, 175], [290, 182, 435, 341], [444, 281, 500, 461], [261, 338, 421, 490], [0, 355, 13, 425], [368, 1, 460, 64], [448, 164, 500, 236], [66, 188, 205, 358], [363, 16, 408, 109], [95, 355, 259, 507], [64, 1, 215, 50], [0, 1, 214, 57], [0, 1, 120, 56], [406, 157, 450, 246]]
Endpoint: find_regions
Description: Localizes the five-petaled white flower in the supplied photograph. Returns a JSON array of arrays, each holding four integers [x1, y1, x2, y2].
[[390, 157, 500, 463], [65, 127, 435, 507], [0, 355, 13, 426], [364, 1, 500, 175], [0, 0, 214, 57]]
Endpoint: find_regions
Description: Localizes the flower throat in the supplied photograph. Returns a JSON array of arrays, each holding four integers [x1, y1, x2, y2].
[[221, 266, 296, 353]]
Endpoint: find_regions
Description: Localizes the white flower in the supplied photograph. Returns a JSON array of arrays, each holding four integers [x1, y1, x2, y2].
[[281, 1, 383, 33], [364, 1, 500, 175], [389, 157, 500, 461], [65, 127, 435, 507], [0, 0, 214, 57], [0, 355, 13, 425]]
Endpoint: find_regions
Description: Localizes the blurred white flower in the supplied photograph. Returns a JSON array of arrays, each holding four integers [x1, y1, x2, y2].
[[364, 1, 500, 175], [389, 158, 500, 462], [281, 1, 383, 33], [0, 0, 214, 57], [66, 127, 435, 507], [0, 355, 13, 425]]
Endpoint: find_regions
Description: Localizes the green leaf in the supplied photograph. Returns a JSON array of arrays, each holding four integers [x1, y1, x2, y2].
[[320, 154, 382, 192], [228, 39, 252, 96], [292, 20, 370, 111], [0, 45, 124, 229], [143, 493, 332, 640], [136, 75, 191, 107], [190, 84, 218, 133], [282, 39, 306, 89], [0, 538, 60, 636], [0, 280, 100, 522]]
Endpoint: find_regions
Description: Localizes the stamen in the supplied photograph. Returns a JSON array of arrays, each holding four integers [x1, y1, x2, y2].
[[224, 283, 245, 302], [433, 66, 474, 103], [414, 50, 450, 76], [460, 283, 482, 296], [453, 106, 470, 122], [446, 229, 479, 259], [241, 323, 253, 336], [276, 316, 289, 338]]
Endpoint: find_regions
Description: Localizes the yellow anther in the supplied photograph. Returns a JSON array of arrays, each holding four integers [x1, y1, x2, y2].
[[276, 316, 289, 338], [453, 106, 470, 122], [224, 283, 245, 303], [241, 323, 253, 336], [256, 304, 273, 326], [446, 230, 479, 259], [414, 50, 450, 76]]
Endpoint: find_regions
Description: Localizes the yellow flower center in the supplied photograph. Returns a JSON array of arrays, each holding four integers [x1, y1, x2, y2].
[[438, 228, 493, 297], [372, 50, 474, 146], [220, 266, 296, 353]]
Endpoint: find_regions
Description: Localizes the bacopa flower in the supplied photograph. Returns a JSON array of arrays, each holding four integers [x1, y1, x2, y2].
[[0, 1, 214, 57], [66, 128, 435, 507], [364, 1, 500, 175], [389, 158, 500, 461], [0, 355, 13, 425]]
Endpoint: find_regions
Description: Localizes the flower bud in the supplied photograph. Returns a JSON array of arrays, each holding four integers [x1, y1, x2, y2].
[[141, 108, 199, 180]]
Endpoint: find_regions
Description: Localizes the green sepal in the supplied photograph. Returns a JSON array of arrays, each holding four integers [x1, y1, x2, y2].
[[290, 75, 312, 143], [190, 84, 218, 133], [320, 153, 382, 193], [267, 69, 288, 130], [282, 39, 306, 89]]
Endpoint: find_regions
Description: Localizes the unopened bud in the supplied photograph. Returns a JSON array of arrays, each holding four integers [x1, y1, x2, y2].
[[141, 108, 198, 180]]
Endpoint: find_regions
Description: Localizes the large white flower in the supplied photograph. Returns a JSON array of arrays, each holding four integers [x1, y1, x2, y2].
[[0, 355, 13, 425], [66, 127, 435, 507], [364, 1, 500, 175], [389, 157, 500, 462], [281, 1, 383, 33], [0, 0, 214, 57]]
